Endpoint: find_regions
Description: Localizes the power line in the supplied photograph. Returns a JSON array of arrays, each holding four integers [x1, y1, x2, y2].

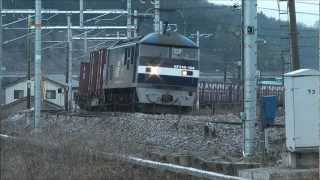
[[259, 7, 319, 16]]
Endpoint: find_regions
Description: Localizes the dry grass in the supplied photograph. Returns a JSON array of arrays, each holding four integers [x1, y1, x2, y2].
[[0, 111, 284, 179]]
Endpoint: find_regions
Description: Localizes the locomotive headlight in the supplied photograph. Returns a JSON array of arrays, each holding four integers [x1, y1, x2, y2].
[[182, 70, 188, 77], [182, 70, 193, 77], [146, 66, 160, 75]]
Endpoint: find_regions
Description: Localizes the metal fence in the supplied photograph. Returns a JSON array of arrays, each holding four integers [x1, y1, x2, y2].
[[199, 81, 284, 106]]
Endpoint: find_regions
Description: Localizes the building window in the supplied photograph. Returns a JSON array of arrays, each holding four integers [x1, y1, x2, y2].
[[13, 90, 24, 99], [46, 90, 56, 99]]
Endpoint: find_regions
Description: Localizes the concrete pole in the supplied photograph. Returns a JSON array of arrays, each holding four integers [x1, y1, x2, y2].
[[241, 0, 244, 84], [0, 0, 3, 105], [80, 0, 84, 27], [127, 0, 132, 38], [318, 0, 320, 71], [34, 0, 42, 128], [67, 15, 73, 112], [154, 0, 160, 33], [27, 15, 32, 109], [288, 0, 300, 70], [243, 0, 258, 157], [196, 31, 200, 112], [318, 1, 320, 177], [134, 10, 138, 38], [80, 0, 87, 60]]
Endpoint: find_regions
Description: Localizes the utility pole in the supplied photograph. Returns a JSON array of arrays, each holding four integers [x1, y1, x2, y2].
[[196, 30, 200, 112], [318, 1, 320, 178], [241, 0, 244, 84], [0, 0, 3, 105], [80, 0, 87, 60], [34, 0, 42, 128], [243, 0, 258, 157], [318, 0, 320, 71], [288, 0, 300, 70], [27, 15, 32, 109], [127, 0, 132, 38], [80, 0, 84, 28], [67, 15, 73, 112], [134, 10, 138, 38], [154, 0, 160, 33]]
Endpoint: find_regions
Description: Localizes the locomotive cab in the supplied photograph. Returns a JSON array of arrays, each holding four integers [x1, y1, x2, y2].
[[136, 32, 199, 110]]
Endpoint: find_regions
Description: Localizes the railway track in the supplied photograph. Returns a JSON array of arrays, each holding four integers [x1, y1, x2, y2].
[[41, 110, 285, 132]]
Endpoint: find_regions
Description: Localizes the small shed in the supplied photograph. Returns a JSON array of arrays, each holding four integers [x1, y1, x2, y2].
[[4, 77, 67, 107], [284, 69, 320, 152]]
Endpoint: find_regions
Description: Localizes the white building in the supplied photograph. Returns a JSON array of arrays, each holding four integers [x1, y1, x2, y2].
[[4, 77, 66, 107]]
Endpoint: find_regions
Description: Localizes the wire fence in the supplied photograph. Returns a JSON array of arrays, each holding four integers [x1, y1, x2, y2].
[[199, 81, 284, 106]]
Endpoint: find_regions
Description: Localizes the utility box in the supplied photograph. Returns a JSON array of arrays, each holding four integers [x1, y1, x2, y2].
[[261, 96, 277, 127], [284, 69, 320, 152]]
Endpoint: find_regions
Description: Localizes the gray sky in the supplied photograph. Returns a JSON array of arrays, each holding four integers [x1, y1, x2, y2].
[[209, 0, 318, 27]]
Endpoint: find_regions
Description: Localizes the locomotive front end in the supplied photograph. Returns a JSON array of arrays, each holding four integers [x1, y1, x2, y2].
[[136, 32, 199, 110]]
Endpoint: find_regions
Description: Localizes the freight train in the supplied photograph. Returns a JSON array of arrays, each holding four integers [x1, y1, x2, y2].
[[78, 32, 199, 113]]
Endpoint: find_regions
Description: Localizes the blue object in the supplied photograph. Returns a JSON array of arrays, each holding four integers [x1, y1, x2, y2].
[[261, 96, 277, 127]]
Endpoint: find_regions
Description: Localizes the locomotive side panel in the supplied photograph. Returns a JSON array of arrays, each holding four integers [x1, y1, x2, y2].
[[106, 44, 138, 89], [94, 49, 107, 97]]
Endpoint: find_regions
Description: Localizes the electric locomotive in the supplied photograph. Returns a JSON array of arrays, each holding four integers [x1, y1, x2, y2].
[[78, 32, 199, 113]]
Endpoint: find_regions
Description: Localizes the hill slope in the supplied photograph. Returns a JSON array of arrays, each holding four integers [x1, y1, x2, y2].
[[2, 0, 317, 75]]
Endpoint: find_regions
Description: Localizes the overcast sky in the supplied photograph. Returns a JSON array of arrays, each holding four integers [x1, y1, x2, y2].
[[209, 0, 318, 27]]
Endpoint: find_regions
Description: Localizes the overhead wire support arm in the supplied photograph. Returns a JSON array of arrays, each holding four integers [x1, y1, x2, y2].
[[2, 15, 35, 28], [93, 14, 125, 23], [2, 9, 128, 14], [73, 29, 95, 38], [4, 26, 135, 30], [3, 32, 35, 45], [72, 37, 127, 40], [42, 41, 67, 51], [85, 13, 114, 23]]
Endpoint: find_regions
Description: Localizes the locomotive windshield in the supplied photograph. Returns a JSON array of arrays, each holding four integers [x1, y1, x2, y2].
[[172, 48, 197, 60], [140, 45, 169, 58], [140, 45, 198, 60]]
